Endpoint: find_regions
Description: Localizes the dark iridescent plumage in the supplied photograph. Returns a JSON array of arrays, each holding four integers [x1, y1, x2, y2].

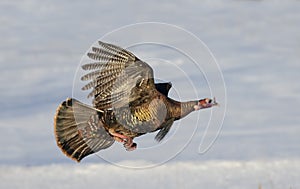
[[54, 41, 218, 162]]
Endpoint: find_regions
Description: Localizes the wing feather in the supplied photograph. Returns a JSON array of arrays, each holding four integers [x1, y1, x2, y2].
[[82, 62, 124, 71], [81, 41, 156, 109], [98, 41, 136, 59]]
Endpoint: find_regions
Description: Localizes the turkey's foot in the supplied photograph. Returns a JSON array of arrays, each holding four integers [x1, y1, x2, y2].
[[123, 137, 137, 151], [108, 129, 137, 151]]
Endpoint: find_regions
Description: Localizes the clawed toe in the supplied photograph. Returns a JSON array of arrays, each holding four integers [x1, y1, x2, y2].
[[125, 142, 137, 151], [108, 129, 137, 151], [123, 137, 137, 151]]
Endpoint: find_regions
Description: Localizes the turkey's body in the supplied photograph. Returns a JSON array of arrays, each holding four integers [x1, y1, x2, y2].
[[54, 41, 217, 162], [102, 92, 166, 137]]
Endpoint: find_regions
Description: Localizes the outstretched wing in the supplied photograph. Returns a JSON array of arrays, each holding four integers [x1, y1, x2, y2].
[[81, 41, 156, 109]]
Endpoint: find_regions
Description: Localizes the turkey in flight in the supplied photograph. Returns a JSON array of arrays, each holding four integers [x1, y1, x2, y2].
[[54, 41, 218, 162]]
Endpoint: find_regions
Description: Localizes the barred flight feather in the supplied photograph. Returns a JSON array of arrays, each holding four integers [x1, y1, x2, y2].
[[87, 81, 115, 98], [82, 62, 124, 71], [87, 52, 129, 63], [81, 67, 123, 81], [98, 41, 135, 59], [94, 92, 129, 108], [94, 90, 127, 104], [91, 47, 129, 61], [82, 72, 122, 91]]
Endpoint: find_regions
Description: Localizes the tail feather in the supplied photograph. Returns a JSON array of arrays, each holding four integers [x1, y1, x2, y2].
[[54, 98, 114, 162]]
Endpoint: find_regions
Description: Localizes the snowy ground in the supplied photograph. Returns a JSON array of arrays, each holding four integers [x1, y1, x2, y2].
[[1, 159, 299, 189]]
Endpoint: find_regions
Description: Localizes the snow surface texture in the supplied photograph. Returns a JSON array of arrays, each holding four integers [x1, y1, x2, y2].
[[1, 160, 299, 189]]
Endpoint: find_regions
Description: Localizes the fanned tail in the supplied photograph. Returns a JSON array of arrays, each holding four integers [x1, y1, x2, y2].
[[54, 98, 114, 162]]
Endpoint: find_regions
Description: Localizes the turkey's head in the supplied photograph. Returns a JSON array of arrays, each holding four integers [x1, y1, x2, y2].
[[194, 97, 218, 110]]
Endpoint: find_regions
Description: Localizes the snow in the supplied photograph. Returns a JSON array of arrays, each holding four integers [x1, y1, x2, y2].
[[1, 160, 299, 189]]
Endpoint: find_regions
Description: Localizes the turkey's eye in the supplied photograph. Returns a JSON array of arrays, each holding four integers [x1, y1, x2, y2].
[[208, 99, 212, 103]]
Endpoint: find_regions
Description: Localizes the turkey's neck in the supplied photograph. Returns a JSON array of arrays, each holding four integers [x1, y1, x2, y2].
[[168, 98, 198, 120]]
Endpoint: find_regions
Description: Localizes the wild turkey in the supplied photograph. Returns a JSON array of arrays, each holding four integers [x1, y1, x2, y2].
[[54, 41, 218, 162]]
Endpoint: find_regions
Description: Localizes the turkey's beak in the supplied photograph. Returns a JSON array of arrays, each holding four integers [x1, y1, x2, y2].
[[211, 97, 219, 107], [199, 97, 219, 109]]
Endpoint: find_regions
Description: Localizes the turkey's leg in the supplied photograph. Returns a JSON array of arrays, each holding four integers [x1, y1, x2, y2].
[[108, 129, 137, 151]]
